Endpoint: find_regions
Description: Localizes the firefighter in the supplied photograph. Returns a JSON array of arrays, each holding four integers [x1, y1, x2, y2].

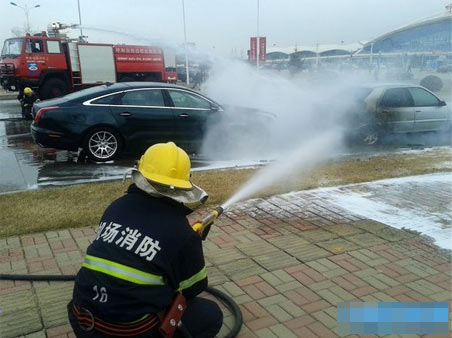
[[191, 69, 204, 90], [67, 142, 223, 338], [17, 87, 38, 120]]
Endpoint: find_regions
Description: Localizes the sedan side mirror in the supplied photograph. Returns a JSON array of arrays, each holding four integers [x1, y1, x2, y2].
[[210, 104, 220, 112], [439, 100, 447, 106]]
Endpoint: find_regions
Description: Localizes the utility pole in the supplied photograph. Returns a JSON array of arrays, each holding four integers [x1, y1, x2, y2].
[[182, 0, 190, 84], [25, 6, 30, 33], [370, 42, 374, 67], [256, 0, 260, 72], [77, 0, 84, 40], [316, 43, 319, 69], [10, 2, 40, 34]]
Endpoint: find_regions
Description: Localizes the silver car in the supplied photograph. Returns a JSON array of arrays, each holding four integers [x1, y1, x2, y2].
[[350, 84, 451, 145]]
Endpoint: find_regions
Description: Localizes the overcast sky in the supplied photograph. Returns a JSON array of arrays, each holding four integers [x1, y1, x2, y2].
[[0, 0, 449, 56]]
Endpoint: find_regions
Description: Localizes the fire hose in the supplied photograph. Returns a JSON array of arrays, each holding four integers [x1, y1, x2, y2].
[[0, 206, 243, 338]]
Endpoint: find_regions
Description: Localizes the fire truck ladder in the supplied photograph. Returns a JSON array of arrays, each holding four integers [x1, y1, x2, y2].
[[69, 42, 82, 86]]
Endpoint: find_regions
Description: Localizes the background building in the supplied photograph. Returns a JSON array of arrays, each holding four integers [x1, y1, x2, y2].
[[359, 11, 452, 54], [266, 43, 361, 63], [265, 11, 451, 69]]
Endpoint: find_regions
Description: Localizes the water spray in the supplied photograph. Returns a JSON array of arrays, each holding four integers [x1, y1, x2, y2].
[[221, 130, 343, 210]]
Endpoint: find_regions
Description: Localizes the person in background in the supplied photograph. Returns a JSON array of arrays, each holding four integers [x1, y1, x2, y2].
[[191, 70, 203, 90], [17, 87, 38, 120]]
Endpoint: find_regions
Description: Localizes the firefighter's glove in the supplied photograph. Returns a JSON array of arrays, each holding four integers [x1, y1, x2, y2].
[[192, 221, 203, 236]]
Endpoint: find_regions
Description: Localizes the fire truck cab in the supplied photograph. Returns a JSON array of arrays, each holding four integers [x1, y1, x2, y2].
[[0, 32, 167, 99], [0, 34, 70, 98]]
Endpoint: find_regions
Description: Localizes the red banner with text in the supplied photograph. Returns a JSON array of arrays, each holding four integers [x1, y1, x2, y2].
[[259, 37, 266, 62], [249, 37, 257, 63]]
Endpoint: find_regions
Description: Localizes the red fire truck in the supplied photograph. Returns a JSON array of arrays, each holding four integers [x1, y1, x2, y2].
[[0, 32, 169, 99]]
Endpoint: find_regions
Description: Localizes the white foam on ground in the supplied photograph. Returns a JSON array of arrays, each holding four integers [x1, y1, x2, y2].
[[316, 173, 452, 250]]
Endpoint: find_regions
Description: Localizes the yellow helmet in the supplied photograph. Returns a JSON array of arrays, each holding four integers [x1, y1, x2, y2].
[[24, 87, 32, 95], [137, 142, 192, 190]]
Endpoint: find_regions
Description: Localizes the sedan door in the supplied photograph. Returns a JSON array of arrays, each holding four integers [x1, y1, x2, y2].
[[165, 89, 218, 151], [408, 87, 449, 132], [377, 88, 415, 133], [108, 89, 176, 152]]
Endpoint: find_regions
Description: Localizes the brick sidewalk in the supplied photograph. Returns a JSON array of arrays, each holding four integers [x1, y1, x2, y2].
[[0, 176, 451, 337]]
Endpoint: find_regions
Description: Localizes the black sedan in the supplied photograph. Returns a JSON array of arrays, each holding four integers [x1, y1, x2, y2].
[[31, 82, 272, 161]]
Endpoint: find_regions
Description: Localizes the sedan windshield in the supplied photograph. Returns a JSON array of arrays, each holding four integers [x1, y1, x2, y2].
[[1, 38, 23, 58]]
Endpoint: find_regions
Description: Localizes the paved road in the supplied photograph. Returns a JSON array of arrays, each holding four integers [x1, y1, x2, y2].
[[0, 174, 450, 337]]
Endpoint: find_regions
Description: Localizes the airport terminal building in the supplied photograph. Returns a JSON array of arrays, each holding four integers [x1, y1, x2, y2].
[[266, 11, 452, 64], [359, 11, 452, 54]]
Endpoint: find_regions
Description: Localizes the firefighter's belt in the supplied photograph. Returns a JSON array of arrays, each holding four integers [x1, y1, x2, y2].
[[72, 303, 159, 336], [82, 255, 165, 285]]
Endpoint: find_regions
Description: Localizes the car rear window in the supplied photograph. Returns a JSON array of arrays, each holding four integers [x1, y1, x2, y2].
[[92, 93, 122, 105], [380, 88, 414, 108]]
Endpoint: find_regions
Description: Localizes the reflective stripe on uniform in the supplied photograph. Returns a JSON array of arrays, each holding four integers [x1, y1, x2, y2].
[[177, 266, 207, 291], [82, 255, 165, 286]]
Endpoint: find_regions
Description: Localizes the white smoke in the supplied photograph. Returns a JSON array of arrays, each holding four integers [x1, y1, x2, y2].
[[199, 58, 368, 161], [192, 58, 374, 205]]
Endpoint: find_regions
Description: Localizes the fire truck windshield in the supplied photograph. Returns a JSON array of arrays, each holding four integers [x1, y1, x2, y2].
[[1, 38, 24, 58]]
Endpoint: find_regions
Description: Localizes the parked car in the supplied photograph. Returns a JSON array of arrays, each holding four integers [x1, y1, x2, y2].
[[30, 82, 272, 161], [345, 84, 451, 145]]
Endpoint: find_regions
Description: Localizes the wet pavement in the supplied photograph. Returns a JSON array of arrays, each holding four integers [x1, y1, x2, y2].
[[0, 100, 125, 192], [0, 99, 451, 193], [0, 99, 220, 193]]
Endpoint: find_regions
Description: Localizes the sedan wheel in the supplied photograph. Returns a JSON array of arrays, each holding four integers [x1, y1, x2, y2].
[[363, 132, 379, 145], [359, 124, 380, 146], [84, 128, 122, 162]]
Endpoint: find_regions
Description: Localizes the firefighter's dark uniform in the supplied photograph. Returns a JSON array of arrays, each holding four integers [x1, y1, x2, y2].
[[68, 184, 223, 338], [17, 91, 38, 119]]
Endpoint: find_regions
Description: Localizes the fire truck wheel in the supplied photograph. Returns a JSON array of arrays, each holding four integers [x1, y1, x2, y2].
[[83, 127, 123, 162], [40, 78, 68, 99]]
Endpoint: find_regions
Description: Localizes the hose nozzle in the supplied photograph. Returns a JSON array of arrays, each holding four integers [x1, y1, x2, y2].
[[192, 206, 224, 240]]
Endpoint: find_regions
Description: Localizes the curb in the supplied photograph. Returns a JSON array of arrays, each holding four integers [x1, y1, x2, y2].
[[0, 93, 17, 101]]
